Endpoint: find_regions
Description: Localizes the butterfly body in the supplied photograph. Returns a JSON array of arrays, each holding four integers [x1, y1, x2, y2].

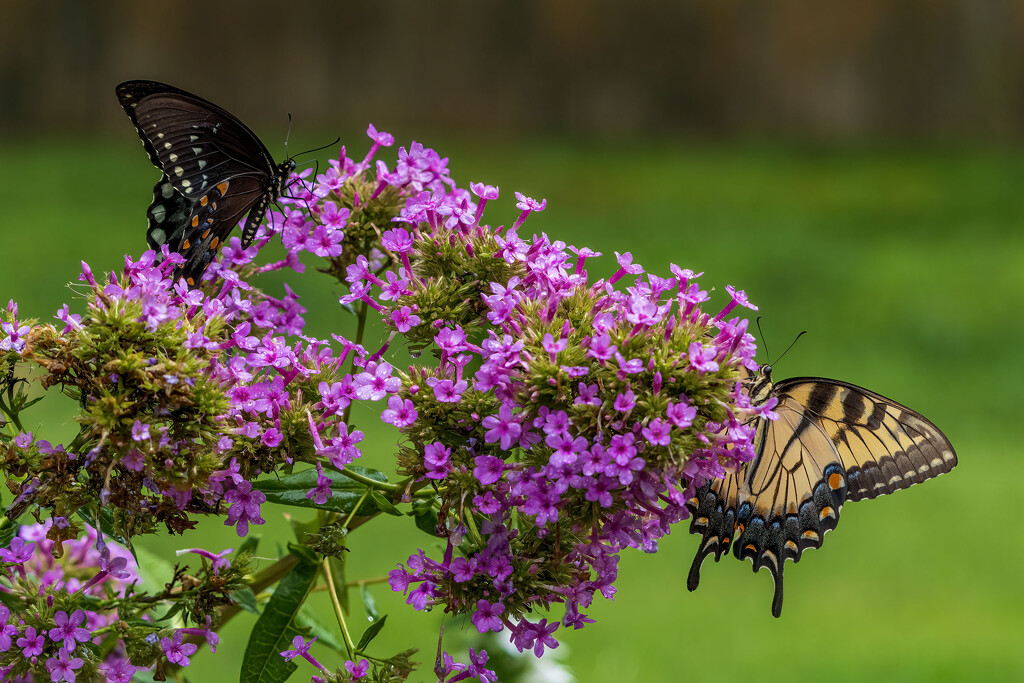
[[116, 80, 294, 285], [687, 365, 957, 617]]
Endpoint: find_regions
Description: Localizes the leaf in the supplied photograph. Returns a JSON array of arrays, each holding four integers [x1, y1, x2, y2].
[[231, 587, 259, 615], [415, 508, 440, 536], [254, 466, 389, 515], [360, 583, 379, 622], [296, 607, 345, 653], [76, 506, 135, 557], [239, 545, 319, 683], [369, 491, 401, 516], [238, 535, 261, 556], [0, 522, 18, 551], [356, 614, 388, 652]]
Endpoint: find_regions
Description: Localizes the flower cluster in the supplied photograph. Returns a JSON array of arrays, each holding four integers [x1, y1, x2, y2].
[[0, 521, 236, 682], [281, 132, 761, 669], [0, 123, 764, 682]]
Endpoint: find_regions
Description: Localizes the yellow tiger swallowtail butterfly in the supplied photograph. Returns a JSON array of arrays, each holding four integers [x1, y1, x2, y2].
[[686, 364, 957, 617]]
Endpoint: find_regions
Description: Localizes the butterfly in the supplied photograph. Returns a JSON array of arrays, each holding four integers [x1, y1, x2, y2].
[[686, 364, 957, 617], [116, 80, 295, 286]]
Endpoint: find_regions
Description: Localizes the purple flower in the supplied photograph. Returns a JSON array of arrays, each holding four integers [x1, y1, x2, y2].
[[344, 658, 370, 679], [281, 635, 317, 662], [48, 610, 91, 652], [224, 481, 267, 537], [161, 630, 199, 666], [642, 418, 671, 446], [0, 536, 34, 564], [130, 420, 150, 442], [354, 361, 401, 401], [473, 455, 505, 485], [381, 395, 418, 428], [13, 431, 32, 449], [471, 599, 505, 633], [481, 402, 521, 451], [613, 390, 636, 413], [686, 341, 720, 373], [16, 626, 44, 657], [427, 377, 467, 403], [100, 658, 136, 683], [667, 398, 696, 429], [306, 462, 333, 505], [45, 648, 84, 682], [424, 442, 453, 480]]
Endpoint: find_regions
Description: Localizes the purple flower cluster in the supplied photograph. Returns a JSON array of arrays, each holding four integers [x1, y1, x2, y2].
[[275, 130, 764, 668], [0, 522, 222, 681]]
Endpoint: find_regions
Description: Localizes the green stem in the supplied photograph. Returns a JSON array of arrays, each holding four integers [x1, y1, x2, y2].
[[323, 556, 356, 656], [336, 467, 402, 493]]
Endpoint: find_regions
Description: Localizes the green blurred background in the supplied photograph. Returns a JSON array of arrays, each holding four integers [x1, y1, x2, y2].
[[2, 2, 1022, 681]]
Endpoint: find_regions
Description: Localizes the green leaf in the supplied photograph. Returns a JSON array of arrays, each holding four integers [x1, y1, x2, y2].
[[415, 508, 440, 536], [356, 614, 388, 652], [0, 522, 18, 551], [238, 535, 261, 556], [360, 583, 379, 622], [369, 491, 402, 516], [239, 547, 319, 683], [76, 506, 135, 557], [254, 466, 388, 515], [296, 607, 345, 652], [231, 587, 259, 615]]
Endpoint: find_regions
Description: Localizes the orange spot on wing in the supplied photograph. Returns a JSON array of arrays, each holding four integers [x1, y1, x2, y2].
[[745, 544, 756, 552], [200, 195, 209, 207], [182, 240, 191, 250], [210, 237, 220, 250], [186, 277, 195, 286], [819, 506, 834, 520], [190, 215, 199, 227], [201, 229, 211, 240], [828, 472, 844, 490], [216, 181, 229, 195]]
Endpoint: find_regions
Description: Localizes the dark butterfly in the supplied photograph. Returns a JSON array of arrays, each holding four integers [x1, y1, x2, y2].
[[116, 80, 295, 285], [686, 365, 957, 617]]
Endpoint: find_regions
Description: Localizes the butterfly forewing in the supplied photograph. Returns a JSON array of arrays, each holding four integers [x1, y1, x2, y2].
[[117, 80, 289, 285], [776, 379, 957, 501], [687, 367, 957, 617]]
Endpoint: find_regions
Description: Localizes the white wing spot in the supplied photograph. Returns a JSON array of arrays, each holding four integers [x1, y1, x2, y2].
[[174, 166, 184, 177], [157, 132, 164, 139], [181, 179, 191, 188], [150, 226, 167, 244], [189, 135, 199, 142], [918, 464, 930, 473], [150, 205, 167, 223], [169, 153, 178, 162], [888, 475, 901, 484], [163, 142, 172, 150], [198, 160, 207, 170], [930, 458, 944, 468], [160, 182, 175, 198], [192, 146, 203, 156]]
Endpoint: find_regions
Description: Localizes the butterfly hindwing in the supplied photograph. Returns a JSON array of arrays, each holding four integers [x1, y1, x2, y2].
[[686, 368, 956, 617], [117, 80, 293, 285]]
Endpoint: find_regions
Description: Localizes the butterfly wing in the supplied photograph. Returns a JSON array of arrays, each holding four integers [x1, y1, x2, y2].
[[687, 376, 956, 617], [116, 80, 281, 284]]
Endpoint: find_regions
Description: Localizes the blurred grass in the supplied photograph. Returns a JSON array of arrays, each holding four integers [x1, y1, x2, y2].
[[1, 136, 1021, 681]]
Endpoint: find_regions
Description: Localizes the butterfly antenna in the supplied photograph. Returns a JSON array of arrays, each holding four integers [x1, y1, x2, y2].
[[284, 113, 293, 158], [756, 316, 769, 362], [294, 136, 342, 159], [772, 330, 807, 367]]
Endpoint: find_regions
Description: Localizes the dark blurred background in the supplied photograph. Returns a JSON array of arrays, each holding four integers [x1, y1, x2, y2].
[[3, 0, 1024, 141], [2, 2, 1022, 682]]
